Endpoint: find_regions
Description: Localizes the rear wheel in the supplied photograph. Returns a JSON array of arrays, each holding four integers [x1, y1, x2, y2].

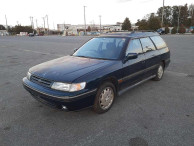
[[153, 63, 164, 81], [93, 82, 116, 114]]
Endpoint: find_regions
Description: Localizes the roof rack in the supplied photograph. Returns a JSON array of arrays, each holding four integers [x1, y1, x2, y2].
[[100, 31, 159, 38], [131, 30, 155, 33]]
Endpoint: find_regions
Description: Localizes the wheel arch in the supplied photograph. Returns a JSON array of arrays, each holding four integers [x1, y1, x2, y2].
[[98, 76, 118, 94], [162, 60, 166, 69]]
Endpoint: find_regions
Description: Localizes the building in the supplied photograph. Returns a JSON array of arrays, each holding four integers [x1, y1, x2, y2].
[[103, 24, 122, 32], [57, 24, 71, 31], [57, 23, 123, 36], [0, 30, 9, 36]]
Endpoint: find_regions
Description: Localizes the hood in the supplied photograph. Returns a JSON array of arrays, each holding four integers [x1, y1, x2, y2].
[[29, 56, 113, 82]]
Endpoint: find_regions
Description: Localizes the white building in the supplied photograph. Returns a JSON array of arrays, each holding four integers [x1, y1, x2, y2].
[[57, 24, 71, 31], [0, 30, 9, 36], [103, 25, 122, 32], [58, 23, 123, 36]]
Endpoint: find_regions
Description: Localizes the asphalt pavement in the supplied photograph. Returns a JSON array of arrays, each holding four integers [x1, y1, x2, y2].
[[0, 35, 194, 146]]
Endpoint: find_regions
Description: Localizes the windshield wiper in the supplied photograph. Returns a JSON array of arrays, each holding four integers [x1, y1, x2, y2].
[[75, 55, 113, 60], [75, 55, 89, 58]]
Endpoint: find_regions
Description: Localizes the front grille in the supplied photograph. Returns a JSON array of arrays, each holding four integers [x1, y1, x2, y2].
[[30, 75, 52, 87]]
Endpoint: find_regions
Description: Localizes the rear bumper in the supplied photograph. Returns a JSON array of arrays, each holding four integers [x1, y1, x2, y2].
[[23, 77, 97, 111]]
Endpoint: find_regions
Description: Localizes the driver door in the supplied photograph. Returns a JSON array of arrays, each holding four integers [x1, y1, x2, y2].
[[120, 39, 146, 90]]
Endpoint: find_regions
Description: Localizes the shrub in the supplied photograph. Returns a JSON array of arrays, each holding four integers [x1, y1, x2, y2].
[[178, 25, 186, 34], [171, 27, 177, 34], [165, 26, 169, 34]]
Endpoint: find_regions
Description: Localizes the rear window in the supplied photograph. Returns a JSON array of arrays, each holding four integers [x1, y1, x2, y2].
[[140, 37, 156, 52], [150, 36, 167, 49]]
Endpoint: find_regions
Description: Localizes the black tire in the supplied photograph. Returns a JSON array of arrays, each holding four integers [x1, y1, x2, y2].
[[153, 63, 164, 81], [93, 82, 116, 114]]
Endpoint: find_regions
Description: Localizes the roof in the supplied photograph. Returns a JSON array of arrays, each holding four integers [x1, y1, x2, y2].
[[100, 31, 159, 38]]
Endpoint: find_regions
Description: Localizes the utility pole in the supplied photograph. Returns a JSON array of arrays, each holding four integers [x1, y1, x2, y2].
[[42, 17, 45, 33], [161, 0, 165, 27], [84, 6, 87, 35], [5, 15, 8, 30], [99, 15, 101, 33], [29, 16, 32, 27], [36, 19, 38, 28], [36, 19, 39, 34], [177, 6, 181, 33], [46, 15, 49, 35], [32, 17, 34, 29], [29, 16, 34, 29], [53, 22, 55, 30]]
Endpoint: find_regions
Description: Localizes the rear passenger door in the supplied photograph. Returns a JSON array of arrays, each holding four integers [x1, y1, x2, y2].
[[140, 37, 161, 78], [121, 39, 146, 90]]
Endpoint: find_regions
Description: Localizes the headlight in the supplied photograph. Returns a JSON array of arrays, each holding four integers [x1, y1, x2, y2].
[[51, 82, 86, 92], [27, 72, 32, 80]]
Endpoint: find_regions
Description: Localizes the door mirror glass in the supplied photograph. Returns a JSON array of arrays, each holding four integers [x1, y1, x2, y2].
[[126, 53, 138, 60]]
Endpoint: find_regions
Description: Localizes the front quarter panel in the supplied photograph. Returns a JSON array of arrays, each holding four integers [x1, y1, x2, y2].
[[74, 60, 123, 91]]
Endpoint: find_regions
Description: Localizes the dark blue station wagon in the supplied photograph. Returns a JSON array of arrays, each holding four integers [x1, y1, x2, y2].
[[23, 32, 170, 113]]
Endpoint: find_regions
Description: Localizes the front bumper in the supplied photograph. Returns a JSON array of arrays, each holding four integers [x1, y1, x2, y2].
[[23, 77, 97, 111]]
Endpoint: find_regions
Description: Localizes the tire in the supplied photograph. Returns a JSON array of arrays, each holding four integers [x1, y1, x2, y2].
[[153, 63, 164, 81], [93, 82, 116, 114]]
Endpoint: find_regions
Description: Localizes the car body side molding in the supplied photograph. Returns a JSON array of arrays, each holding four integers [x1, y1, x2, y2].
[[118, 75, 156, 96]]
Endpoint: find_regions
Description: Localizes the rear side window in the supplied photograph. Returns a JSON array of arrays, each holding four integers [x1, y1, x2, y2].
[[126, 39, 143, 55], [150, 36, 167, 49], [140, 37, 156, 52]]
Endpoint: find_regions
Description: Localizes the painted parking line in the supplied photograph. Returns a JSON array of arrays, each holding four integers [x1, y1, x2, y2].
[[166, 70, 189, 77], [16, 48, 63, 57]]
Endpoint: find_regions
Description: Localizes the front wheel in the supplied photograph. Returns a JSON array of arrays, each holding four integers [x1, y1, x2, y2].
[[153, 63, 164, 81], [93, 82, 116, 114]]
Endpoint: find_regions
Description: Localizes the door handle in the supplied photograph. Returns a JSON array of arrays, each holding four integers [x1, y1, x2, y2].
[[141, 60, 145, 63]]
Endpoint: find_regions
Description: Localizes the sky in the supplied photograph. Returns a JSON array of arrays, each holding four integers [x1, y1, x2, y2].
[[0, 0, 193, 29]]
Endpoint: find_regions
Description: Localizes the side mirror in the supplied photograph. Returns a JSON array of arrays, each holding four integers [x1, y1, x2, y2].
[[124, 53, 138, 62], [74, 48, 78, 53]]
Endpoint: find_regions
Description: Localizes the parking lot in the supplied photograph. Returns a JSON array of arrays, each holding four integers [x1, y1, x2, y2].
[[0, 35, 194, 146]]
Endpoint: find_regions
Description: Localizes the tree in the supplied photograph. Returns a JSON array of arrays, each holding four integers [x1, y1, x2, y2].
[[8, 25, 35, 34], [157, 6, 172, 26], [0, 25, 6, 30], [179, 4, 189, 27], [189, 4, 194, 26], [87, 26, 91, 32], [148, 13, 161, 30], [122, 17, 131, 31], [172, 6, 179, 26], [135, 19, 149, 30]]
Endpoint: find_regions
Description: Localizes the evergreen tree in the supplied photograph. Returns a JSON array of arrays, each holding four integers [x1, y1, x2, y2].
[[122, 17, 131, 31]]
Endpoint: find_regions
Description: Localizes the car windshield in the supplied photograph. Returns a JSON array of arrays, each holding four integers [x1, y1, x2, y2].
[[73, 37, 127, 60]]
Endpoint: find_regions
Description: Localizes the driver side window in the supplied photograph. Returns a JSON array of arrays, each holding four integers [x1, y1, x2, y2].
[[126, 39, 143, 56]]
